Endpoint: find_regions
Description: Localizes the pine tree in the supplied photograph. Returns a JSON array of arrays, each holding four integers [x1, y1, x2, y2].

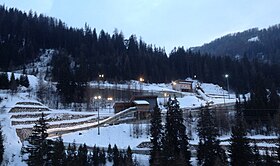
[[99, 148, 106, 166], [229, 102, 253, 166], [77, 143, 88, 166], [150, 105, 163, 166], [119, 150, 126, 165], [113, 144, 120, 166], [66, 142, 77, 165], [0, 72, 9, 89], [107, 144, 113, 162], [19, 74, 30, 88], [0, 125, 4, 164], [91, 145, 99, 166], [126, 146, 133, 166], [9, 72, 18, 93], [25, 112, 50, 165], [23, 75, 30, 88], [52, 137, 66, 166], [162, 97, 191, 165], [197, 107, 227, 166]]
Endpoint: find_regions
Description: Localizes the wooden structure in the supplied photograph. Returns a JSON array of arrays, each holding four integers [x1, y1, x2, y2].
[[131, 95, 158, 111], [113, 102, 133, 114], [133, 100, 150, 119], [113, 95, 158, 119]]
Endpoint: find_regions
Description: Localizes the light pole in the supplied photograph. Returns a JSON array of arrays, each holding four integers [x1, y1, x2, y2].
[[139, 77, 144, 93], [98, 74, 104, 89], [225, 74, 230, 99], [107, 97, 113, 113], [94, 95, 101, 135], [223, 87, 225, 105], [99, 74, 104, 80], [164, 92, 168, 106]]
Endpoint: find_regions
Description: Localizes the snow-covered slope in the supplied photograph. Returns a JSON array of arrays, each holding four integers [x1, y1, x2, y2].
[[14, 49, 55, 79], [6, 72, 39, 89]]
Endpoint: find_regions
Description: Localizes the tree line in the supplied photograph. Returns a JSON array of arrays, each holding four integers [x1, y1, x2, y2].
[[0, 72, 30, 91], [1, 5, 280, 90], [150, 98, 280, 166], [194, 25, 280, 64]]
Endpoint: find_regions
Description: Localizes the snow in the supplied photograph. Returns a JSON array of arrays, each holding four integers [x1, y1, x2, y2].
[[60, 123, 150, 150], [14, 49, 55, 76], [133, 100, 149, 105], [248, 36, 260, 42], [177, 95, 206, 108], [134, 154, 150, 166], [0, 72, 39, 90], [200, 82, 226, 96], [0, 95, 28, 165]]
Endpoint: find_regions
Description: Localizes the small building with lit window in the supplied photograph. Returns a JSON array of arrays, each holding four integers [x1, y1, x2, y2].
[[172, 80, 195, 92]]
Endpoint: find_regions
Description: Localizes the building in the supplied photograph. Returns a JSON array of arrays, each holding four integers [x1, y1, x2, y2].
[[113, 95, 158, 119], [113, 101, 133, 113], [130, 95, 158, 111], [172, 80, 195, 92], [132, 100, 150, 119]]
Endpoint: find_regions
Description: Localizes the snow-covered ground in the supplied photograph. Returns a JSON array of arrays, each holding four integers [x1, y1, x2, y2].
[[0, 94, 28, 165], [61, 123, 150, 150]]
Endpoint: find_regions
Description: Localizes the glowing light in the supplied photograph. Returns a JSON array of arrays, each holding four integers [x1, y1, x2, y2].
[[94, 95, 102, 100]]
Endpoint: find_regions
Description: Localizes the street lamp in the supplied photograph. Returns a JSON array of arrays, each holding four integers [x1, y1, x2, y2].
[[225, 74, 230, 99], [107, 97, 113, 113], [98, 74, 104, 79], [94, 95, 102, 135], [98, 74, 104, 84], [164, 92, 168, 105], [139, 77, 144, 82], [139, 77, 144, 93]]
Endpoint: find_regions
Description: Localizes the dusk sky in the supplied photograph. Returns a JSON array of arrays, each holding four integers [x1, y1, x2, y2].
[[1, 0, 280, 53]]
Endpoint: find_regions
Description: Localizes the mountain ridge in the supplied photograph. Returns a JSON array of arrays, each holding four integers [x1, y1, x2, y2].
[[192, 24, 280, 63]]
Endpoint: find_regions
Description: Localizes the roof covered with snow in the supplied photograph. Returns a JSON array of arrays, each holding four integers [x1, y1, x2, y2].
[[133, 100, 149, 105]]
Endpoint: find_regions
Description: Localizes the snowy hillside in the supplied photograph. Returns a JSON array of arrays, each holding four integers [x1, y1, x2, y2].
[[0, 71, 240, 165], [6, 72, 39, 90], [14, 49, 55, 78]]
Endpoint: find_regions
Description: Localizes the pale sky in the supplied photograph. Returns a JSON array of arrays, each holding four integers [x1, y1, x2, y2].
[[1, 0, 280, 53]]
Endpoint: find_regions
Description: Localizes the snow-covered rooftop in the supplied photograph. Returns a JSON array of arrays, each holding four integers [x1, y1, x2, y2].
[[133, 100, 149, 105]]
